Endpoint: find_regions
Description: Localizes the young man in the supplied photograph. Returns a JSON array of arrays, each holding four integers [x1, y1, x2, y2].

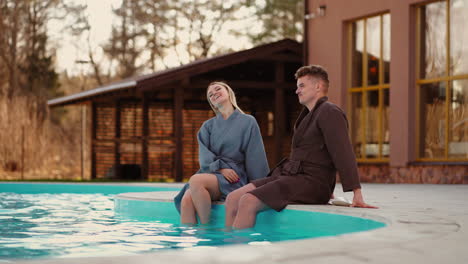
[[225, 65, 377, 229]]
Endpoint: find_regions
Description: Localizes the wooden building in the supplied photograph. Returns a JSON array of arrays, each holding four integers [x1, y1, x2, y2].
[[48, 39, 303, 182]]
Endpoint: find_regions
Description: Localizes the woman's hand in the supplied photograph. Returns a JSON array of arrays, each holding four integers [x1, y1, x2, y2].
[[219, 169, 240, 183]]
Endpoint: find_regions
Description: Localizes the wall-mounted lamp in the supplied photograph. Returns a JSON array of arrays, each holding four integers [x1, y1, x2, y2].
[[304, 5, 327, 20]]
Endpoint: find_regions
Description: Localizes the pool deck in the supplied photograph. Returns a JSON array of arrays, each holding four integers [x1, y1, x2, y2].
[[13, 183, 468, 264]]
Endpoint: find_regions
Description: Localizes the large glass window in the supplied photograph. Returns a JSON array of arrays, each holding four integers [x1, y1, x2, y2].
[[417, 0, 468, 160], [348, 14, 390, 161]]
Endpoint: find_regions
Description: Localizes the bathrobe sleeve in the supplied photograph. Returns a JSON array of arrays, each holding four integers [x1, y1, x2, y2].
[[318, 106, 361, 192], [197, 121, 222, 172], [244, 117, 270, 182]]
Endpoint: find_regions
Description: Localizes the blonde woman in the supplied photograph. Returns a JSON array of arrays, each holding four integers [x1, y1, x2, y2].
[[174, 81, 269, 225]]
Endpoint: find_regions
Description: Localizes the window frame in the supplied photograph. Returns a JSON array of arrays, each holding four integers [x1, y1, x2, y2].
[[347, 13, 391, 163], [415, 0, 468, 162]]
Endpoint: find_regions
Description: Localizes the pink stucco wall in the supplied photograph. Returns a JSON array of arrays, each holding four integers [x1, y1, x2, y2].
[[306, 0, 430, 167]]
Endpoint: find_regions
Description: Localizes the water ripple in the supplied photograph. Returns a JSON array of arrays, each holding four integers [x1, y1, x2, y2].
[[0, 193, 243, 260]]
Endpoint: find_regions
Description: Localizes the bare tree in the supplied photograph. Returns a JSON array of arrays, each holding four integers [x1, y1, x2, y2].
[[61, 0, 298, 80], [0, 0, 23, 99], [67, 4, 108, 86], [103, 0, 146, 79], [124, 0, 245, 68], [0, 0, 76, 100], [135, 0, 171, 71], [176, 0, 243, 61], [245, 0, 304, 44]]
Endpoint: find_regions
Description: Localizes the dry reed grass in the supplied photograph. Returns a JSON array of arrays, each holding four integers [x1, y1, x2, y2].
[[0, 95, 84, 180]]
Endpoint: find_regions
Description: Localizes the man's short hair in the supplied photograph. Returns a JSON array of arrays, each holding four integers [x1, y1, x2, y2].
[[294, 65, 330, 88]]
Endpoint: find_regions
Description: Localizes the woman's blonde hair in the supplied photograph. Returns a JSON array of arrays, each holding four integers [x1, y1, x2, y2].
[[207, 81, 244, 114]]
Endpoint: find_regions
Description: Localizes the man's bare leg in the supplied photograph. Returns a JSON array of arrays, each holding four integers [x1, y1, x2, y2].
[[188, 173, 221, 224], [224, 183, 256, 227], [180, 190, 197, 224], [232, 193, 268, 229]]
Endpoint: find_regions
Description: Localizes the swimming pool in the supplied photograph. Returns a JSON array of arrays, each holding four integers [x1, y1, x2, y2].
[[0, 183, 386, 260]]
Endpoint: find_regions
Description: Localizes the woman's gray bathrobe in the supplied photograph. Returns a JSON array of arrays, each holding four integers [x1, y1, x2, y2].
[[174, 109, 270, 213]]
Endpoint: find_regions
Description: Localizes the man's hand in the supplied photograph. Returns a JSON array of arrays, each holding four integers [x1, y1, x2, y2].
[[351, 188, 378, 209], [219, 169, 240, 183]]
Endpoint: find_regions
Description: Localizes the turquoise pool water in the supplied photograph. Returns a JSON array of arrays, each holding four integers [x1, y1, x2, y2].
[[0, 183, 180, 195], [116, 199, 386, 242], [0, 183, 386, 260]]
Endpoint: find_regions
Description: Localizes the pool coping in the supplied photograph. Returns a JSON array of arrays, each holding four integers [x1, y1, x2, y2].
[[114, 190, 391, 224], [5, 182, 468, 264]]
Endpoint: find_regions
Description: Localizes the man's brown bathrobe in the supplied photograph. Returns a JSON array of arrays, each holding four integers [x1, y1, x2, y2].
[[249, 96, 362, 211]]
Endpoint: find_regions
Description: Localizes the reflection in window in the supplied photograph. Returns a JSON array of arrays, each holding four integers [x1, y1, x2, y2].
[[365, 90, 379, 158], [366, 17, 381, 86], [267, 112, 274, 137], [449, 80, 467, 158], [418, 82, 446, 159], [417, 0, 468, 160], [349, 14, 390, 161], [450, 0, 468, 75], [351, 20, 364, 87], [350, 92, 363, 158], [383, 14, 391, 83], [420, 1, 447, 79], [382, 89, 390, 157]]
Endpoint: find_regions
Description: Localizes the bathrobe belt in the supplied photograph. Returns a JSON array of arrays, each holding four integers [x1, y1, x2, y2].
[[269, 158, 334, 175]]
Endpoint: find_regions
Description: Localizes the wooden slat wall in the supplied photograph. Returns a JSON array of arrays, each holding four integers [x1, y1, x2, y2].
[[94, 104, 115, 178], [120, 101, 143, 166], [250, 110, 276, 168], [91, 97, 300, 181], [148, 102, 174, 181], [95, 105, 115, 139], [94, 142, 114, 178], [120, 101, 143, 139], [182, 103, 214, 180]]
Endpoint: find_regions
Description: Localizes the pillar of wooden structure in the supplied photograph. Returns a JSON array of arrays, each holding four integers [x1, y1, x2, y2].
[[91, 102, 97, 179], [114, 100, 121, 177], [174, 82, 185, 182], [274, 62, 285, 164], [141, 94, 149, 180]]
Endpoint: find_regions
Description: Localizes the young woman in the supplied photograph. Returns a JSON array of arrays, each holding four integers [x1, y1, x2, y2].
[[174, 81, 269, 225]]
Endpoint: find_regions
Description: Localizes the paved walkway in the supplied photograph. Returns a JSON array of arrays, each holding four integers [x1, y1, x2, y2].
[[16, 183, 468, 264]]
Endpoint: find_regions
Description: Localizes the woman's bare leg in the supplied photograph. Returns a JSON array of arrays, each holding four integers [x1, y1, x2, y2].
[[232, 193, 267, 229], [189, 173, 221, 224], [180, 190, 197, 224], [224, 183, 256, 227]]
